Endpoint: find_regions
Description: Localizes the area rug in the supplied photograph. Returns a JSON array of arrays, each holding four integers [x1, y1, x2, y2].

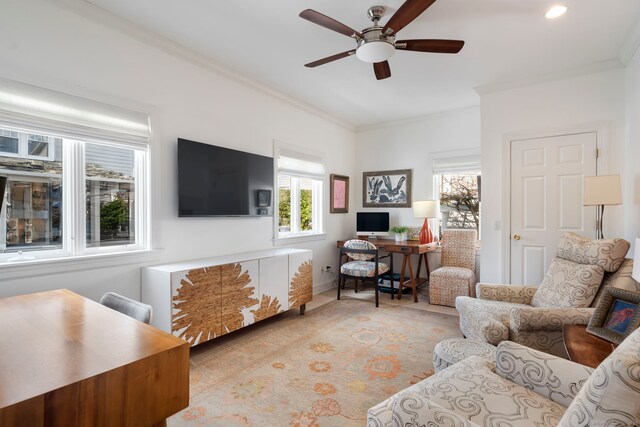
[[169, 299, 461, 426]]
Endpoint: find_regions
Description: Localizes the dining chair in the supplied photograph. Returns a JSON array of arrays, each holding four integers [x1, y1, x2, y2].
[[100, 292, 153, 324], [338, 239, 391, 307]]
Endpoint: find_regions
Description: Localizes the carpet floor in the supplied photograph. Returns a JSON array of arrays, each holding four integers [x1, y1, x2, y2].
[[169, 299, 461, 426]]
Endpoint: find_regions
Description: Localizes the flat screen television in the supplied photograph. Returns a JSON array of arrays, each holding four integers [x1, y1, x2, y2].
[[356, 212, 389, 237], [178, 138, 274, 217]]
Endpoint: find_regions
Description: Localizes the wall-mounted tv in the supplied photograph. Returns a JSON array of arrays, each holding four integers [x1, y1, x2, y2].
[[356, 212, 389, 237], [178, 138, 274, 217]]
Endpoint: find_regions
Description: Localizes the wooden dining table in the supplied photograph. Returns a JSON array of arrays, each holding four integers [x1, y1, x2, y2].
[[0, 289, 189, 426]]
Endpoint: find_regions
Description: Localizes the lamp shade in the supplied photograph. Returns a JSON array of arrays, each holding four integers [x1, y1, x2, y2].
[[633, 238, 640, 282], [584, 175, 622, 206], [413, 200, 439, 218]]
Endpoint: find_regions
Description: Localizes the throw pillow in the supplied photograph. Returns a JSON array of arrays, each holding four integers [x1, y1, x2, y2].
[[556, 232, 630, 272], [531, 258, 604, 308]]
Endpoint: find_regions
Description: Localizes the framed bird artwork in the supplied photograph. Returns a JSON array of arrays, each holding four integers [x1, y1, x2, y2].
[[363, 169, 412, 208]]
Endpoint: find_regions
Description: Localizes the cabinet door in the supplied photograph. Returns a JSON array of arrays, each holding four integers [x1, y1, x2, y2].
[[256, 255, 289, 321], [221, 260, 259, 335], [288, 251, 313, 308], [171, 265, 222, 346]]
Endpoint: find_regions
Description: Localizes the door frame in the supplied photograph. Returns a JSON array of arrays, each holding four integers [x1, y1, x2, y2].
[[500, 122, 611, 283]]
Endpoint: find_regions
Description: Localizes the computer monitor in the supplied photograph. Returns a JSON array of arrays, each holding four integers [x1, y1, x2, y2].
[[356, 212, 389, 237]]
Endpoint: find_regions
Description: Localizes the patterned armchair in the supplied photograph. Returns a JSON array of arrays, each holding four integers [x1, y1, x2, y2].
[[429, 229, 477, 307], [456, 232, 632, 358], [368, 327, 640, 427], [338, 239, 390, 307]]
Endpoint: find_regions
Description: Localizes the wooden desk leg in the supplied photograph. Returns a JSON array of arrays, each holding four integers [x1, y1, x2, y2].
[[406, 256, 418, 303], [389, 253, 394, 300], [397, 255, 408, 300]]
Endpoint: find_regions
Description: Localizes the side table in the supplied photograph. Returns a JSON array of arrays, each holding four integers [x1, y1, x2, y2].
[[563, 324, 617, 369]]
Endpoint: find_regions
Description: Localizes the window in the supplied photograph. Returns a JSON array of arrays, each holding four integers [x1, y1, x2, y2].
[[0, 78, 150, 263], [432, 151, 481, 237], [275, 142, 324, 240]]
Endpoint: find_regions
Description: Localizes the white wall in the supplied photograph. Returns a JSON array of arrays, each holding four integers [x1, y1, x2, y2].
[[354, 106, 481, 277], [480, 68, 628, 282], [625, 49, 640, 256], [355, 107, 481, 229], [0, 0, 357, 300]]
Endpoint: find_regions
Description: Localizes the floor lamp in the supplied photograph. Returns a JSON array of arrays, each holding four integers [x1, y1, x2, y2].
[[413, 200, 439, 244], [583, 175, 622, 239]]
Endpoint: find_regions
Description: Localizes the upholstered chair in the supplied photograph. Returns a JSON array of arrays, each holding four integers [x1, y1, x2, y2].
[[368, 326, 640, 427], [429, 229, 477, 307], [455, 232, 631, 358], [100, 292, 153, 324], [338, 239, 390, 307]]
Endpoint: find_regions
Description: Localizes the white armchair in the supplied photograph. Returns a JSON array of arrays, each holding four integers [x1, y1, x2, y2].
[[368, 326, 640, 427], [456, 233, 631, 357]]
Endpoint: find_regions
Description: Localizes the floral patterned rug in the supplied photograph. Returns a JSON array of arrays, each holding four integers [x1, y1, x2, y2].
[[169, 299, 461, 426]]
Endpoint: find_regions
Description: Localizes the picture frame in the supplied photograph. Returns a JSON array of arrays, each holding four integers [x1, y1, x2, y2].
[[363, 169, 412, 208], [587, 287, 640, 344], [330, 174, 349, 213], [256, 190, 271, 207]]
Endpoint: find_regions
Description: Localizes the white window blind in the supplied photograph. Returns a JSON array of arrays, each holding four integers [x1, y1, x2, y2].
[[0, 78, 150, 146], [275, 143, 325, 178], [432, 154, 480, 175]]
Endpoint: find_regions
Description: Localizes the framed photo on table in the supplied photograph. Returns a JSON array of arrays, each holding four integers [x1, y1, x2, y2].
[[363, 169, 412, 208], [587, 287, 640, 344], [330, 174, 349, 213]]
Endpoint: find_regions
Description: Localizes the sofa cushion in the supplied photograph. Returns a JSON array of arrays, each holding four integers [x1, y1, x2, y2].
[[558, 327, 640, 427], [456, 296, 529, 345], [556, 232, 629, 272], [531, 258, 604, 308], [368, 355, 566, 427]]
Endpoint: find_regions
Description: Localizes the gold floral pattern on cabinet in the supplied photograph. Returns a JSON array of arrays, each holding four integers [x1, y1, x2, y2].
[[172, 266, 222, 344], [252, 295, 283, 322], [289, 260, 313, 308], [221, 263, 258, 334]]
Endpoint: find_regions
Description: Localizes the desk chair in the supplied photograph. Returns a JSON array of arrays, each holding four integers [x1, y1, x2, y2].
[[338, 239, 391, 307], [100, 292, 153, 324]]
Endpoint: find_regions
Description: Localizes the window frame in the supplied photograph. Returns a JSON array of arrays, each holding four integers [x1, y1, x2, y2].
[[273, 141, 326, 245], [0, 125, 150, 264]]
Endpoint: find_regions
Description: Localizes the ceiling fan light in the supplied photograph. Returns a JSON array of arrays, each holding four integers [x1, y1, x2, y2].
[[356, 41, 395, 63], [545, 5, 567, 19]]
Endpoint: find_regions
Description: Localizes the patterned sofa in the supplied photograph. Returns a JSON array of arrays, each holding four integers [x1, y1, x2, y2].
[[368, 327, 640, 427], [456, 233, 634, 358]]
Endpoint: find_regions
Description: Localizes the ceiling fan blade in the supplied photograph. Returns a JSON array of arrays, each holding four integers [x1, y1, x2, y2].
[[396, 39, 464, 54], [382, 0, 437, 36], [373, 61, 391, 80], [305, 50, 356, 68], [299, 9, 363, 39]]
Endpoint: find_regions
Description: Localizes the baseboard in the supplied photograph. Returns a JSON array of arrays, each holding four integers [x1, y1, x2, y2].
[[313, 280, 335, 295]]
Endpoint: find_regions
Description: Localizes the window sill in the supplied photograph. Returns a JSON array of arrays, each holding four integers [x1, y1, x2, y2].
[[274, 233, 327, 246], [0, 249, 161, 281]]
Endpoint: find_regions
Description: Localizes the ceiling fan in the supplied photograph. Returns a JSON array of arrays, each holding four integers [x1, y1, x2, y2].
[[299, 0, 464, 80]]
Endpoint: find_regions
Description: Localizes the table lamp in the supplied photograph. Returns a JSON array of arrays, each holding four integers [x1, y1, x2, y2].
[[413, 200, 439, 244], [583, 175, 622, 239]]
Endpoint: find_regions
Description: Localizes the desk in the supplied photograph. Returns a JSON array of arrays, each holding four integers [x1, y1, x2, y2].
[[0, 289, 189, 426], [563, 324, 617, 368], [337, 239, 437, 302]]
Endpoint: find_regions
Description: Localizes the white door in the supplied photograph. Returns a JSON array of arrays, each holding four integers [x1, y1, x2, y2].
[[510, 132, 597, 285]]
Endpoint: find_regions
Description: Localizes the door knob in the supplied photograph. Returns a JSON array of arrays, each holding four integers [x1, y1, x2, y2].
[[513, 234, 521, 240]]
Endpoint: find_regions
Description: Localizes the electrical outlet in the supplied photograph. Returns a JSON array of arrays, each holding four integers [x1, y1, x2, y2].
[[321, 266, 332, 273]]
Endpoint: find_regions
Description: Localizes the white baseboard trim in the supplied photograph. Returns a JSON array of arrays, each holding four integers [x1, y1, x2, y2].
[[313, 280, 335, 295]]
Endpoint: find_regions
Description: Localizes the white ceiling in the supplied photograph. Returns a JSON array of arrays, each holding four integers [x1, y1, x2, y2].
[[85, 0, 640, 128]]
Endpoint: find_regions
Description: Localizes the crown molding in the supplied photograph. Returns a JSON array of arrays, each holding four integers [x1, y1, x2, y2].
[[356, 104, 480, 133], [473, 58, 624, 96], [619, 14, 640, 65], [43, 0, 355, 131]]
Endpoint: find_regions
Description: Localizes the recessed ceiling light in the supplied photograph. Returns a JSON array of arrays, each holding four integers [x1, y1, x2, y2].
[[545, 5, 568, 19]]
